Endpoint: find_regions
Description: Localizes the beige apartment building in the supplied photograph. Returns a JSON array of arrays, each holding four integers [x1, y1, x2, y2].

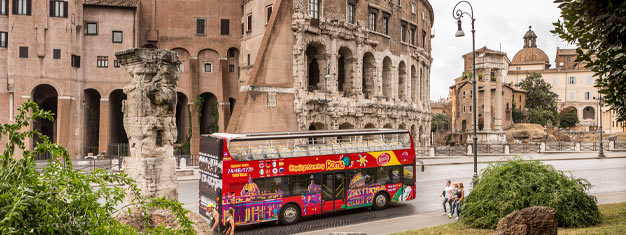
[[0, 0, 435, 158], [507, 26, 624, 133], [230, 0, 435, 146]]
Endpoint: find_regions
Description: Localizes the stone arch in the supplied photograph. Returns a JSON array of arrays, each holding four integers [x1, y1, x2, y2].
[[198, 48, 220, 74], [227, 47, 240, 77], [461, 120, 467, 132], [83, 88, 101, 155], [418, 125, 425, 146], [229, 97, 236, 116], [175, 92, 189, 144], [382, 57, 393, 100], [308, 122, 325, 130], [306, 42, 326, 91], [32, 84, 58, 152], [398, 61, 407, 100], [171, 48, 190, 74], [142, 44, 158, 49], [109, 89, 128, 147], [383, 123, 393, 129], [199, 92, 219, 135], [339, 122, 354, 129], [583, 106, 595, 120], [338, 47, 354, 94], [364, 123, 376, 129], [362, 52, 376, 99], [411, 64, 418, 102]]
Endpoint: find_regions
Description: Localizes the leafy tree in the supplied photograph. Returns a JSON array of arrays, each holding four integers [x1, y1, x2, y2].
[[431, 113, 449, 132], [527, 109, 558, 126], [512, 102, 526, 123], [553, 0, 626, 122], [559, 107, 579, 128], [0, 102, 195, 234], [462, 158, 601, 229], [517, 73, 559, 126]]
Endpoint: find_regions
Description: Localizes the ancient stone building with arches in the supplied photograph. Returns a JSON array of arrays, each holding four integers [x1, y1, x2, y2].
[[230, 0, 434, 146]]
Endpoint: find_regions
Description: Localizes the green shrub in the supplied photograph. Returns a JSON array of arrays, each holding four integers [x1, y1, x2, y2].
[[0, 102, 195, 234], [462, 158, 601, 229]]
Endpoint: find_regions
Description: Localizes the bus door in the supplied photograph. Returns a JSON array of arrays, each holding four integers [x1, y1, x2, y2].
[[321, 172, 346, 211]]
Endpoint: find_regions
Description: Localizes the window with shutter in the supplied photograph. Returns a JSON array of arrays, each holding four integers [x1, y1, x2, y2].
[[220, 19, 230, 35], [71, 54, 80, 68], [1, 0, 7, 15], [112, 31, 123, 43], [14, 0, 30, 15], [196, 18, 206, 35], [19, 46, 28, 58], [50, 0, 67, 18], [0, 32, 7, 48], [53, 49, 61, 59]]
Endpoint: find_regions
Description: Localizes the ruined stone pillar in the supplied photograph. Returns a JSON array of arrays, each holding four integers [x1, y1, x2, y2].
[[56, 97, 74, 156], [116, 48, 181, 202], [483, 69, 492, 131], [495, 69, 504, 131]]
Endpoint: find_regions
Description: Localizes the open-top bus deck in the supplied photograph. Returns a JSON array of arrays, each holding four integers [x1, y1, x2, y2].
[[199, 129, 416, 226]]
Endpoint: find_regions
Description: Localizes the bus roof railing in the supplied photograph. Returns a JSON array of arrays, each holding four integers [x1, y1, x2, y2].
[[207, 129, 409, 142]]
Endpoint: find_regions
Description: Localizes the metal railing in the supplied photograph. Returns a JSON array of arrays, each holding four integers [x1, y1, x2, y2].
[[434, 146, 466, 156], [108, 144, 129, 157], [175, 155, 199, 169], [509, 144, 540, 154], [545, 142, 576, 152], [580, 142, 608, 151], [414, 146, 430, 157], [476, 144, 505, 154], [615, 141, 626, 150]]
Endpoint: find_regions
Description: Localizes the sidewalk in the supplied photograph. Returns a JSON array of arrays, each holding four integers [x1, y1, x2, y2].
[[296, 191, 626, 235], [418, 151, 626, 166]]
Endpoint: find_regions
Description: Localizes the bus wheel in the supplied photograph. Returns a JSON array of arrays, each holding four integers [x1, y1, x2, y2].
[[279, 204, 300, 225], [373, 193, 389, 210]]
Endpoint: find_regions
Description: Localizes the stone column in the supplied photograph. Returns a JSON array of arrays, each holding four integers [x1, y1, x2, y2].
[[98, 98, 110, 155], [483, 69, 492, 131], [494, 69, 503, 131], [56, 96, 74, 157], [116, 48, 181, 202], [190, 57, 200, 155]]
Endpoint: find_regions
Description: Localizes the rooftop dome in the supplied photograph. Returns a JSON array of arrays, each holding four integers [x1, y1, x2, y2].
[[512, 26, 550, 65]]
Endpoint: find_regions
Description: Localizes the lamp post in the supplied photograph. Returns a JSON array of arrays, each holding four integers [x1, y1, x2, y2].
[[453, 1, 479, 185], [595, 95, 605, 158]]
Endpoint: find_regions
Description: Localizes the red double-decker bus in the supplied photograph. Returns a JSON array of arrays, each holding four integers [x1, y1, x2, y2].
[[199, 129, 416, 226]]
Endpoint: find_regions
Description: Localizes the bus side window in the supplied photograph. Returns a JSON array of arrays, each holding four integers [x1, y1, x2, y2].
[[403, 165, 414, 185], [389, 166, 401, 184], [375, 168, 388, 185]]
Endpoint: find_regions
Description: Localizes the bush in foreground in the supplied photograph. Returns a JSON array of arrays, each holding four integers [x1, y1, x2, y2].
[[0, 102, 194, 234], [461, 158, 601, 229]]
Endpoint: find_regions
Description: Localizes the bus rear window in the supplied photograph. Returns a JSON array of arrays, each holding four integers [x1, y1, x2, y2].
[[403, 165, 414, 185]]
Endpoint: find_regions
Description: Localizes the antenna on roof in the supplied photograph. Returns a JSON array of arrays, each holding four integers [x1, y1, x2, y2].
[[500, 43, 502, 52]]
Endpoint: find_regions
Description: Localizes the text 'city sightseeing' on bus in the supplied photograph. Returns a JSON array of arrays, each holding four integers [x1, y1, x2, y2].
[[199, 129, 417, 226]]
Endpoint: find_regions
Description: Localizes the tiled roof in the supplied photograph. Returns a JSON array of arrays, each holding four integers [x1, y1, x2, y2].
[[83, 0, 139, 8]]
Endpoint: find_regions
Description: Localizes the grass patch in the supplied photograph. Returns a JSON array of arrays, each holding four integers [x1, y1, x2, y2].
[[395, 202, 626, 235]]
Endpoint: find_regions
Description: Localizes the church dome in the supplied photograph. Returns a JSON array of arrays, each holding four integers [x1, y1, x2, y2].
[[512, 47, 550, 64], [511, 26, 550, 65]]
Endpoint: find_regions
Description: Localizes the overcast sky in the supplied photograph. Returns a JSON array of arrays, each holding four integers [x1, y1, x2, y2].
[[429, 0, 570, 101]]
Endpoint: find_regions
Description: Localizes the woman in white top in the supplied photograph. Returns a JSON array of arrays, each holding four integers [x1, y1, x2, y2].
[[441, 180, 453, 215]]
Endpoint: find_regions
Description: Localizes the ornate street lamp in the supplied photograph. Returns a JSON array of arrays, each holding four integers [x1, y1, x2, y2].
[[453, 1, 479, 184], [594, 95, 605, 158]]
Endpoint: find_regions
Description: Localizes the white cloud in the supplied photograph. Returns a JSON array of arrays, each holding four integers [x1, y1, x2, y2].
[[429, 0, 569, 101]]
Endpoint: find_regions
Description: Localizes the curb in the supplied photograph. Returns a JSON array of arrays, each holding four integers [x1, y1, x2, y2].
[[421, 155, 626, 166]]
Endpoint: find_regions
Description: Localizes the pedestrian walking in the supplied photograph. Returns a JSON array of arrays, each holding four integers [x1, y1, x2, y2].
[[440, 180, 453, 215], [206, 203, 220, 235], [448, 183, 458, 219], [224, 208, 235, 235], [453, 182, 465, 220]]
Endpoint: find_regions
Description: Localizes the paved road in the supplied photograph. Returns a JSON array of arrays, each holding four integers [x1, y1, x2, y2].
[[177, 156, 626, 235]]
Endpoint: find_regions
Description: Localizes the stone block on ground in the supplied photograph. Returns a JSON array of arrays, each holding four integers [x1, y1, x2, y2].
[[495, 206, 557, 235]]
